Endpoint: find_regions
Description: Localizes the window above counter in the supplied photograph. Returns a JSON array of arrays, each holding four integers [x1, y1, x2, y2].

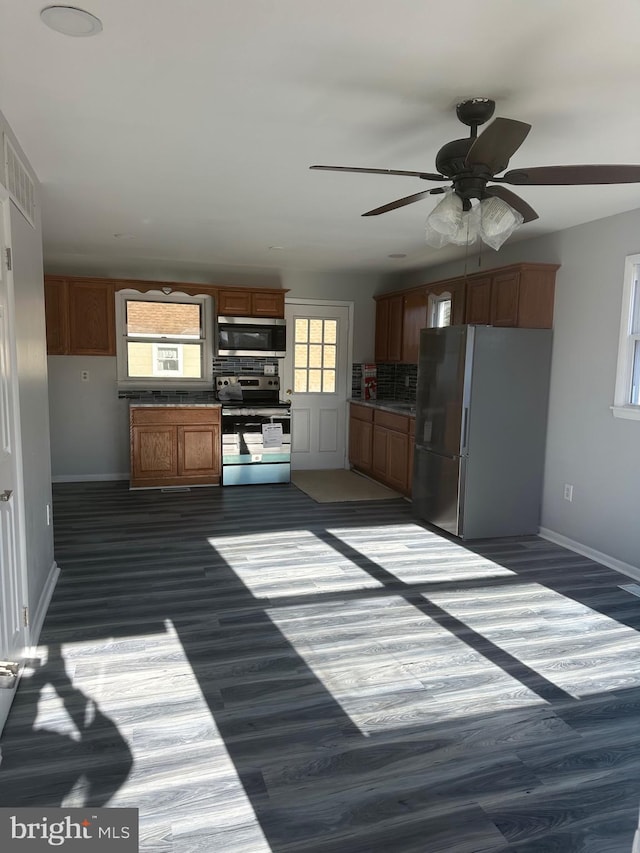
[[116, 289, 214, 390]]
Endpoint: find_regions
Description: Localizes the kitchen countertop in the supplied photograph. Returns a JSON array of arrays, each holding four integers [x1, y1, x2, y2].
[[349, 398, 416, 417], [128, 402, 222, 408]]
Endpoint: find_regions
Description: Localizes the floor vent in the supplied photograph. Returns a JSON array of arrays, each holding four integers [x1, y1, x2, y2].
[[619, 583, 640, 598], [3, 135, 35, 227]]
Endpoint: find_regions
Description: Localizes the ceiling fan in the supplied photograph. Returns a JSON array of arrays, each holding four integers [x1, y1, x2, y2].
[[310, 98, 640, 227]]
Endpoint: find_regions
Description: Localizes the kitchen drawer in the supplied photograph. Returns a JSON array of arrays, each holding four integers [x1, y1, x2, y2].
[[350, 403, 374, 422], [131, 407, 220, 426], [374, 409, 410, 433]]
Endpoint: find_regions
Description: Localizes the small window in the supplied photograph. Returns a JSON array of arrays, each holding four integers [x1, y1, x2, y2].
[[293, 317, 337, 393], [116, 290, 213, 389], [612, 254, 640, 420], [428, 292, 452, 328]]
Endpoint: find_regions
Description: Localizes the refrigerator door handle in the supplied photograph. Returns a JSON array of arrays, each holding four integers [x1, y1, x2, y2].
[[415, 444, 459, 461], [461, 406, 469, 453]]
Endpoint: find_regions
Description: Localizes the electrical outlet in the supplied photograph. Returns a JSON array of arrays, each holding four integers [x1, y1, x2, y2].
[[563, 483, 573, 502], [263, 364, 276, 375], [81, 370, 89, 382]]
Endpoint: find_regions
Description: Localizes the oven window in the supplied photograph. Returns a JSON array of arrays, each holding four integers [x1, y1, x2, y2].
[[293, 318, 337, 393]]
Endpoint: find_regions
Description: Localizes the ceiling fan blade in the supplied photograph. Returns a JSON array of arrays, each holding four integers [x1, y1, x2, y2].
[[362, 190, 433, 216], [484, 186, 538, 223], [465, 117, 532, 173], [499, 164, 640, 185], [310, 165, 445, 181]]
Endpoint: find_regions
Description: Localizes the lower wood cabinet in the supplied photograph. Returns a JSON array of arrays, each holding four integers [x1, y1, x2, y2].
[[372, 410, 410, 494], [130, 406, 221, 488], [349, 403, 414, 496], [348, 403, 373, 473]]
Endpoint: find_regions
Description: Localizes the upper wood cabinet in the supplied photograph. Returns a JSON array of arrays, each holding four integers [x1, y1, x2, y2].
[[44, 276, 288, 355], [464, 264, 558, 327], [373, 262, 559, 366], [217, 288, 285, 318], [44, 276, 115, 355], [374, 293, 403, 362], [68, 280, 116, 355], [401, 289, 427, 364], [44, 278, 69, 355], [464, 276, 492, 325], [492, 266, 556, 328]]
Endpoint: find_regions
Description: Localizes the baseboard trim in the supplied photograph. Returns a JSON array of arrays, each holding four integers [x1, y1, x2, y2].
[[29, 560, 60, 652], [52, 473, 129, 483], [538, 527, 640, 582]]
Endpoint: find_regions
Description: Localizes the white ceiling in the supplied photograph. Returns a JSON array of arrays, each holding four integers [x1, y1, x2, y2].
[[2, 0, 640, 281]]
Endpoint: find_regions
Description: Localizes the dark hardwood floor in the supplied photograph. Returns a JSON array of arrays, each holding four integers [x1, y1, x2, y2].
[[1, 480, 640, 851]]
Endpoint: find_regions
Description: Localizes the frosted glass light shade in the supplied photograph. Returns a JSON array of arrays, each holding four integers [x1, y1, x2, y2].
[[425, 190, 523, 250]]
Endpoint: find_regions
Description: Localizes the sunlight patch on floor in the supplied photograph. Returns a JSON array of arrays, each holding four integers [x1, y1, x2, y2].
[[26, 622, 271, 850], [207, 528, 384, 598], [267, 593, 546, 734], [425, 583, 640, 698]]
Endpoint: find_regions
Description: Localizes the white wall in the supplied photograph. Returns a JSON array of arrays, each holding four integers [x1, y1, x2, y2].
[[394, 213, 640, 570], [48, 356, 130, 480], [0, 108, 56, 628], [281, 268, 382, 362]]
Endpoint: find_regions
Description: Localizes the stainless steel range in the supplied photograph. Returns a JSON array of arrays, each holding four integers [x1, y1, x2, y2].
[[216, 375, 291, 486]]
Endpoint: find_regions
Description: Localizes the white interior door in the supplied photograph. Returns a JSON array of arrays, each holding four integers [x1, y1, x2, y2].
[[283, 300, 351, 470], [0, 198, 27, 735]]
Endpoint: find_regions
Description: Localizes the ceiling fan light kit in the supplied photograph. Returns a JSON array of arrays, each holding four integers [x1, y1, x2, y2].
[[425, 190, 523, 250], [311, 97, 640, 249]]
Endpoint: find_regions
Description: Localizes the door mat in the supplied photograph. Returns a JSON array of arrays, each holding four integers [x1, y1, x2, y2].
[[291, 469, 402, 503]]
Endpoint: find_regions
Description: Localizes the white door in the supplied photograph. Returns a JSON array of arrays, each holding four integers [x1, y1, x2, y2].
[[283, 300, 352, 470], [0, 198, 27, 734]]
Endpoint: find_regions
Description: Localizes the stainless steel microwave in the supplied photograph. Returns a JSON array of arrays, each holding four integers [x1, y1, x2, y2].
[[216, 316, 286, 358]]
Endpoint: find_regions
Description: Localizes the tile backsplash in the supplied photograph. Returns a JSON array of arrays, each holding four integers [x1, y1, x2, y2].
[[119, 357, 280, 400], [212, 356, 279, 376], [121, 357, 418, 403], [351, 362, 417, 402]]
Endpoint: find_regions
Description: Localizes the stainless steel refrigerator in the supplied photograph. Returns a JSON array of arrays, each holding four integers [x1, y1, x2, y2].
[[412, 324, 552, 539]]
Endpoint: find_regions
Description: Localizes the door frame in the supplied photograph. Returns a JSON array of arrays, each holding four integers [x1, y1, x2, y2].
[[283, 297, 354, 469], [0, 187, 30, 735]]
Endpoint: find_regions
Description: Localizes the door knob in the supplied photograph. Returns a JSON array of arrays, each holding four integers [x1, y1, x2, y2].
[[286, 389, 292, 395], [0, 489, 13, 502]]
